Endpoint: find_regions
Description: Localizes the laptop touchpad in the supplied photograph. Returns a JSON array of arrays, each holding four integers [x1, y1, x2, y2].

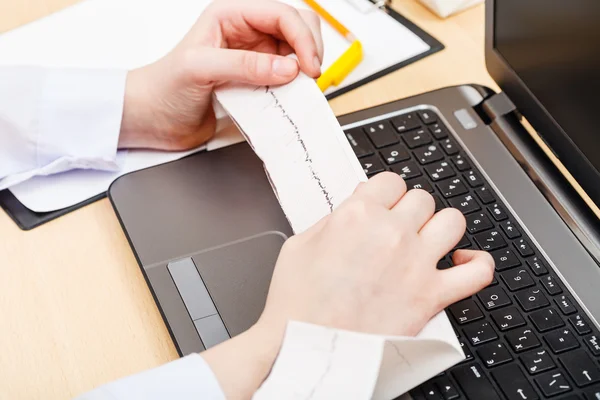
[[193, 231, 287, 338]]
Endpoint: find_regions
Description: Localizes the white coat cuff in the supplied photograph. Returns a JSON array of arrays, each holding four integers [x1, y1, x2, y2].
[[37, 68, 126, 171]]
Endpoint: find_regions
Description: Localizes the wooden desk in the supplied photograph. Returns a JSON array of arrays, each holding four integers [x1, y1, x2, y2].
[[0, 1, 495, 398]]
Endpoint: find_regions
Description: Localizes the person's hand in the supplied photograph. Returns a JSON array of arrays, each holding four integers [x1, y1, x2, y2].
[[118, 0, 323, 150], [202, 172, 494, 399], [260, 172, 494, 336]]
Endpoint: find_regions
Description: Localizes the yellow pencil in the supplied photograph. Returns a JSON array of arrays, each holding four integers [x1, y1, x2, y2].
[[303, 0, 363, 92]]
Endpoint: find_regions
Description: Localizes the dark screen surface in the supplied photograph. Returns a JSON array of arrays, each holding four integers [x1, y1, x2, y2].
[[494, 1, 600, 174]]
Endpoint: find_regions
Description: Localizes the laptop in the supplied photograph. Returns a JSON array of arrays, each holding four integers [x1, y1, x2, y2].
[[109, 0, 600, 398]]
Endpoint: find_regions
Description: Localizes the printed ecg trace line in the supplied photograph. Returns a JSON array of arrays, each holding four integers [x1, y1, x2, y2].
[[262, 85, 334, 212]]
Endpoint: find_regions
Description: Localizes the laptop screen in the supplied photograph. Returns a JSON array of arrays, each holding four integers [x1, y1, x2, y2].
[[494, 1, 600, 187]]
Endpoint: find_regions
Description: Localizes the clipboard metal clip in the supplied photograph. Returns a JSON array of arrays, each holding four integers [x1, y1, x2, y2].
[[343, 0, 389, 13]]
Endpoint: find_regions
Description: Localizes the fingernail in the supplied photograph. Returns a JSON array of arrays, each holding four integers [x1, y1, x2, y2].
[[273, 58, 298, 77], [313, 56, 322, 76]]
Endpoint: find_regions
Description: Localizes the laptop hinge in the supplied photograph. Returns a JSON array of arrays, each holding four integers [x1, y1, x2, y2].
[[474, 91, 600, 265], [474, 91, 519, 125]]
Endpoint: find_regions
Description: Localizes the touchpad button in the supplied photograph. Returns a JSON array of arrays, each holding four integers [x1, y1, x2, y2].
[[193, 231, 287, 337]]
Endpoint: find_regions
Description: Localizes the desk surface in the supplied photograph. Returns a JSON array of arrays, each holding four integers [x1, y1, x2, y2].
[[0, 1, 494, 398]]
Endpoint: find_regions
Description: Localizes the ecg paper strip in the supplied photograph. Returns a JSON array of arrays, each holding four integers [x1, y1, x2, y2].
[[215, 74, 465, 399], [215, 73, 367, 234]]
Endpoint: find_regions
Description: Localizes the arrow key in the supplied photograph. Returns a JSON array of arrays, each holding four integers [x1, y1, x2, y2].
[[535, 371, 572, 397], [584, 388, 600, 399], [433, 376, 460, 400], [560, 349, 600, 387]]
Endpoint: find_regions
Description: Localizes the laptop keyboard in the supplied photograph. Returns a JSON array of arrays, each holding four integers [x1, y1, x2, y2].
[[343, 110, 600, 400]]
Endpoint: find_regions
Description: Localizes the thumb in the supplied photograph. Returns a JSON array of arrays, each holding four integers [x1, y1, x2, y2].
[[435, 249, 495, 307], [185, 47, 300, 86]]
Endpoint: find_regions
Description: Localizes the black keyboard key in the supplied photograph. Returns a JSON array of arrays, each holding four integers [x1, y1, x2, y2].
[[464, 170, 484, 188], [569, 314, 592, 335], [453, 363, 502, 400], [507, 328, 541, 353], [418, 110, 438, 125], [451, 154, 471, 172], [360, 155, 385, 176], [515, 288, 549, 311], [466, 212, 493, 234], [561, 349, 600, 387], [478, 286, 511, 310], [527, 257, 549, 276], [429, 124, 449, 142], [475, 186, 496, 204], [433, 195, 446, 212], [437, 260, 452, 270], [500, 220, 521, 239], [555, 295, 577, 315], [437, 178, 469, 198], [380, 143, 410, 165], [541, 276, 563, 296], [530, 308, 565, 332], [535, 371, 572, 397], [454, 235, 471, 250], [545, 328, 580, 353], [474, 229, 507, 251], [403, 128, 433, 149], [425, 160, 455, 180], [501, 268, 535, 292], [491, 307, 526, 331], [406, 177, 434, 193], [345, 128, 374, 158], [489, 204, 509, 222], [391, 160, 421, 180], [409, 388, 427, 400], [434, 376, 460, 400], [489, 274, 499, 286], [514, 238, 535, 257], [492, 364, 540, 400], [584, 388, 600, 399], [422, 381, 444, 400], [492, 249, 521, 271], [478, 342, 513, 368], [464, 321, 498, 345], [442, 138, 460, 155], [449, 194, 481, 215], [521, 349, 555, 374], [414, 144, 444, 165], [449, 298, 484, 325], [391, 112, 421, 133], [584, 335, 600, 356], [364, 121, 398, 148], [459, 338, 474, 362]]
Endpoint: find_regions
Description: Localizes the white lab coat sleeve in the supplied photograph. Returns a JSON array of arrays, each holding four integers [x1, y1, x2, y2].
[[0, 66, 126, 191], [73, 354, 226, 400]]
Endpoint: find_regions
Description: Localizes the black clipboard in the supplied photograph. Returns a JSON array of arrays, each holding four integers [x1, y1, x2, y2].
[[0, 1, 443, 231], [326, 1, 444, 100], [0, 189, 106, 231]]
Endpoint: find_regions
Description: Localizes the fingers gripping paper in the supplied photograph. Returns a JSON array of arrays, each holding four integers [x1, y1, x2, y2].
[[215, 74, 464, 399]]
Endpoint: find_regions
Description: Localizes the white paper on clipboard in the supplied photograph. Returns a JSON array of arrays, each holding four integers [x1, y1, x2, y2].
[[0, 0, 430, 212]]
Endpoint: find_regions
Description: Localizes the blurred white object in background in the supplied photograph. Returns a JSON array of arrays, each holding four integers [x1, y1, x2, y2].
[[418, 0, 483, 18]]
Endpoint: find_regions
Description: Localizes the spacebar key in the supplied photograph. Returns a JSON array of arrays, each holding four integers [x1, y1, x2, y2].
[[452, 363, 501, 400]]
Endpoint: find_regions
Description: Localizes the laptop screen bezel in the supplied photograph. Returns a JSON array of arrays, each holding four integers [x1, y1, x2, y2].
[[484, 0, 600, 207]]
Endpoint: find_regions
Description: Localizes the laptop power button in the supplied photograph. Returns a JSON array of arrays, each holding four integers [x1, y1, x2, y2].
[[455, 109, 478, 130]]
